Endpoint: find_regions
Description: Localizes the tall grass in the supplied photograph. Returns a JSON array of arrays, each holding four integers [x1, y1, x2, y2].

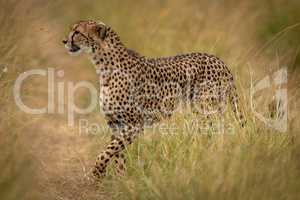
[[0, 0, 299, 199]]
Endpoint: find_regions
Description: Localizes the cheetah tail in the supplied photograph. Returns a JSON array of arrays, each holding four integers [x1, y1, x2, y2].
[[229, 86, 246, 127]]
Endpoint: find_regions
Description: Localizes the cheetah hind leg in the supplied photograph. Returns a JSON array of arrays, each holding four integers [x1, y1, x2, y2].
[[191, 102, 213, 132], [191, 98, 226, 134]]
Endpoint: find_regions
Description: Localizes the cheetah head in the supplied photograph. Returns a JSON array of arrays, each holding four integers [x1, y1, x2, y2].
[[62, 20, 108, 55]]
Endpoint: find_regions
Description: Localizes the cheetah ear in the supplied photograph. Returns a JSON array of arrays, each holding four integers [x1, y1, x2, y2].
[[95, 23, 107, 41]]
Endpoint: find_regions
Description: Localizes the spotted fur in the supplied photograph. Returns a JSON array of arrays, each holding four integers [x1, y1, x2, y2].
[[63, 20, 246, 178]]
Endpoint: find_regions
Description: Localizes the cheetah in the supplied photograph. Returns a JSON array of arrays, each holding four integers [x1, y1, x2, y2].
[[62, 20, 246, 178]]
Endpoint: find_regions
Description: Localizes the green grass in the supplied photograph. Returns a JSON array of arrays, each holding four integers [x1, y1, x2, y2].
[[93, 114, 299, 200], [106, 133, 298, 200], [0, 0, 300, 199]]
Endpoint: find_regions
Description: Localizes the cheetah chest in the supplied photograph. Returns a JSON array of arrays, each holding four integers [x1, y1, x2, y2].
[[99, 85, 110, 109]]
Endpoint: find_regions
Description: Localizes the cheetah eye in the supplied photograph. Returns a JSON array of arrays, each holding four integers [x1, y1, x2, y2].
[[74, 30, 80, 34]]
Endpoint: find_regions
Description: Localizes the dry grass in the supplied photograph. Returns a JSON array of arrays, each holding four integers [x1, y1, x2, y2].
[[0, 0, 300, 200]]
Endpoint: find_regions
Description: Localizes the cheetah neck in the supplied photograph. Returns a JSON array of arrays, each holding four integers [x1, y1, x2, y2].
[[89, 43, 141, 86]]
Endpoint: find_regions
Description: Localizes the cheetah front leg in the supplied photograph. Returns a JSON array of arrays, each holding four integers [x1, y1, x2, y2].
[[92, 125, 141, 179], [114, 152, 126, 176]]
